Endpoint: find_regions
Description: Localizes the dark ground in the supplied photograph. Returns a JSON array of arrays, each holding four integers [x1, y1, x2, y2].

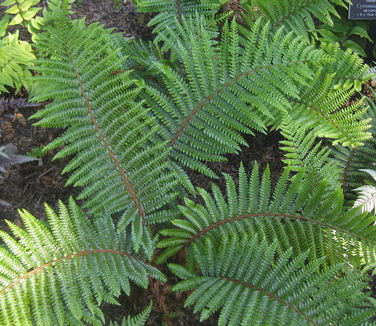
[[0, 1, 375, 324]]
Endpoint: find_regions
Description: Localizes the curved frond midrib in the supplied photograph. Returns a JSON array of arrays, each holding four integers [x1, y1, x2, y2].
[[224, 276, 318, 326], [185, 212, 372, 246], [0, 249, 136, 296], [169, 59, 314, 146]]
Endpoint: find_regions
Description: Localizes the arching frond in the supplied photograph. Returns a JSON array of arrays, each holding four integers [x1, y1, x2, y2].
[[30, 11, 179, 248], [284, 71, 371, 147], [158, 164, 376, 266], [143, 16, 328, 177], [170, 235, 374, 326], [0, 199, 165, 326]]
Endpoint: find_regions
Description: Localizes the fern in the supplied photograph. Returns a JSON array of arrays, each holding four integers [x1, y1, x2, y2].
[[158, 164, 376, 266], [30, 12, 179, 249], [0, 199, 165, 326], [278, 118, 341, 183], [170, 235, 374, 325], [353, 169, 376, 214], [244, 0, 349, 38], [135, 0, 224, 33], [283, 71, 371, 147], [142, 16, 334, 177], [109, 302, 152, 326], [331, 92, 376, 196]]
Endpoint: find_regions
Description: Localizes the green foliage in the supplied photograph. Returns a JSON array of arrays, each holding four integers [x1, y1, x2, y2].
[[142, 16, 332, 177], [331, 93, 376, 197], [109, 302, 152, 326], [30, 13, 179, 250], [318, 17, 372, 57], [0, 0, 41, 26], [0, 199, 164, 326], [0, 0, 76, 94], [158, 164, 376, 266], [1, 0, 376, 324], [170, 235, 374, 325], [0, 31, 35, 93], [279, 118, 340, 183], [135, 0, 225, 33], [243, 0, 349, 38]]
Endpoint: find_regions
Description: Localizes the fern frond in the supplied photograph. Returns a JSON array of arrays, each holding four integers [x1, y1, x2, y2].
[[244, 0, 349, 38], [170, 235, 374, 325], [143, 16, 328, 177], [321, 42, 371, 88], [0, 199, 165, 326], [331, 93, 376, 196], [158, 164, 376, 266], [109, 302, 152, 326], [353, 169, 376, 214], [30, 12, 179, 248], [135, 0, 223, 34], [284, 71, 371, 147], [279, 118, 341, 183]]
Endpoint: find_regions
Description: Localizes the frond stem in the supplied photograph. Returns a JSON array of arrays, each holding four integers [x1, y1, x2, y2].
[[185, 212, 370, 246], [74, 69, 145, 221]]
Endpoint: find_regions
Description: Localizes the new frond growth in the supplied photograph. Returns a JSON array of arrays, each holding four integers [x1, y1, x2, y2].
[[0, 199, 165, 326]]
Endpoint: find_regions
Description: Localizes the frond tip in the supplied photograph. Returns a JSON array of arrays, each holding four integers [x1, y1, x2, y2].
[[353, 169, 376, 214], [109, 302, 152, 326], [0, 199, 165, 326], [170, 235, 374, 326]]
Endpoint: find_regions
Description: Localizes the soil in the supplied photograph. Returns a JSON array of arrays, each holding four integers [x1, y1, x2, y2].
[[1, 1, 375, 324]]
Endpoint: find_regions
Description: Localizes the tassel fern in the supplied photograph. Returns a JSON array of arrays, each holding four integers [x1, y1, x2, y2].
[[30, 13, 179, 248], [5, 1, 375, 324], [158, 164, 376, 266], [0, 199, 165, 326], [170, 235, 374, 326], [142, 17, 333, 177]]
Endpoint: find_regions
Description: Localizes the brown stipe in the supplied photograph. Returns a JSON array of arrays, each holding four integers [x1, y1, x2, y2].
[[74, 69, 145, 221], [185, 212, 369, 247]]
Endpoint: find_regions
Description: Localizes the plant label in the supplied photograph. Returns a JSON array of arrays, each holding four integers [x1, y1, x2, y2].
[[349, 0, 376, 19]]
